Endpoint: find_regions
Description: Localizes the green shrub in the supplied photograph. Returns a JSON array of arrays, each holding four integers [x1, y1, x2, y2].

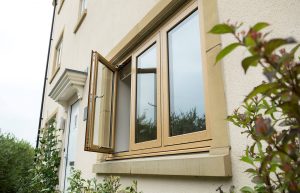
[[29, 119, 61, 193], [0, 133, 35, 193], [67, 168, 142, 193], [210, 22, 300, 193]]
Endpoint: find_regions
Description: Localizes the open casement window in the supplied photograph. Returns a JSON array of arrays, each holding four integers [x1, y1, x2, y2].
[[85, 51, 116, 153]]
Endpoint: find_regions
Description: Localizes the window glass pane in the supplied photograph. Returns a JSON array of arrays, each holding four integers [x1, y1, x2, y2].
[[57, 41, 62, 66], [81, 0, 87, 14], [83, 0, 87, 9], [93, 62, 114, 147], [168, 10, 206, 136], [115, 63, 131, 152], [136, 44, 157, 143]]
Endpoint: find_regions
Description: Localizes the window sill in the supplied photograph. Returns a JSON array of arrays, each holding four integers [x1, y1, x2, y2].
[[93, 149, 231, 177], [73, 10, 87, 33], [57, 0, 65, 14]]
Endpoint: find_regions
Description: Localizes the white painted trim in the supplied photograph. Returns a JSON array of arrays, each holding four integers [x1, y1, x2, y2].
[[49, 69, 87, 108]]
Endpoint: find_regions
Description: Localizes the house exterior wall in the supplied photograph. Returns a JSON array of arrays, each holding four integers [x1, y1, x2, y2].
[[41, 0, 300, 192]]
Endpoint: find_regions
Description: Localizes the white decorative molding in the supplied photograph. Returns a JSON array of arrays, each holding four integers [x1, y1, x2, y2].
[[49, 69, 87, 108]]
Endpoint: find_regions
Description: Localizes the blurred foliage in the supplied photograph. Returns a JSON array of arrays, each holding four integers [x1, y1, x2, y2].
[[67, 168, 142, 193], [210, 21, 300, 193], [136, 113, 157, 143], [0, 133, 35, 193], [136, 108, 206, 142], [170, 108, 206, 136], [28, 119, 61, 193]]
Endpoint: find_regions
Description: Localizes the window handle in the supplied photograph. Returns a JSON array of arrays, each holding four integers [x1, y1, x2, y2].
[[148, 102, 157, 108], [94, 95, 104, 101]]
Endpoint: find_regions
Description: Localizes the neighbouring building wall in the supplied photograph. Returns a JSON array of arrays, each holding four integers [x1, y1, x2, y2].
[[41, 0, 300, 192]]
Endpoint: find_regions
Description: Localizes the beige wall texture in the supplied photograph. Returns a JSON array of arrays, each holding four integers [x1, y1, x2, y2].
[[41, 0, 300, 192]]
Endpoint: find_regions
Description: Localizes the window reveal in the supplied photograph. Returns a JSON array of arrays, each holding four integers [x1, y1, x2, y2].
[[56, 39, 63, 69], [114, 62, 131, 153]]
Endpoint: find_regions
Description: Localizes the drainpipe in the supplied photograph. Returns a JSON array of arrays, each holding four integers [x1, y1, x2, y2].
[[36, 0, 57, 149]]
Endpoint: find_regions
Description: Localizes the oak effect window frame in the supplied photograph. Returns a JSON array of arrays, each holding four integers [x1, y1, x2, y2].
[[85, 51, 117, 153], [110, 1, 211, 160], [161, 3, 210, 147], [85, 0, 229, 162], [130, 34, 162, 151]]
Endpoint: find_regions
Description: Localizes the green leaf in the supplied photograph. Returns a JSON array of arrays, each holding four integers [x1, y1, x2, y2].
[[245, 36, 256, 47], [257, 141, 263, 155], [242, 55, 260, 73], [245, 82, 278, 101], [241, 156, 254, 165], [270, 163, 279, 172], [252, 22, 269, 32], [240, 186, 255, 193], [279, 101, 298, 115], [215, 43, 240, 64], [251, 176, 263, 184], [265, 38, 296, 55], [244, 168, 257, 174], [209, 24, 234, 34], [290, 44, 300, 57]]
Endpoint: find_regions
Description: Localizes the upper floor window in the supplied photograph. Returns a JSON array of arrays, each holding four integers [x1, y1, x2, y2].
[[74, 0, 87, 33], [57, 0, 65, 14], [85, 1, 212, 159], [56, 39, 63, 69], [51, 34, 63, 82], [79, 0, 87, 16]]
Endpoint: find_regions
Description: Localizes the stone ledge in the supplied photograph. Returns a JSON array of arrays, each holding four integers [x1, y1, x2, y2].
[[93, 152, 231, 177]]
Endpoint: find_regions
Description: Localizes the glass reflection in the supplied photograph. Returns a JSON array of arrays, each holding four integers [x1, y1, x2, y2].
[[168, 10, 206, 136], [136, 44, 157, 143]]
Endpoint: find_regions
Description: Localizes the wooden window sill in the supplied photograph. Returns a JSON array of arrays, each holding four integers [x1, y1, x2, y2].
[[93, 148, 231, 177], [73, 10, 87, 33], [107, 140, 211, 160]]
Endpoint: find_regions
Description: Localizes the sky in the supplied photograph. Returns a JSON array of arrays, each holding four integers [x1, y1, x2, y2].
[[0, 0, 53, 146]]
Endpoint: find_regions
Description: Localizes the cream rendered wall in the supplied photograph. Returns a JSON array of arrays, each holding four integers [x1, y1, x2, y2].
[[42, 0, 160, 188], [41, 0, 300, 192], [219, 0, 300, 190]]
